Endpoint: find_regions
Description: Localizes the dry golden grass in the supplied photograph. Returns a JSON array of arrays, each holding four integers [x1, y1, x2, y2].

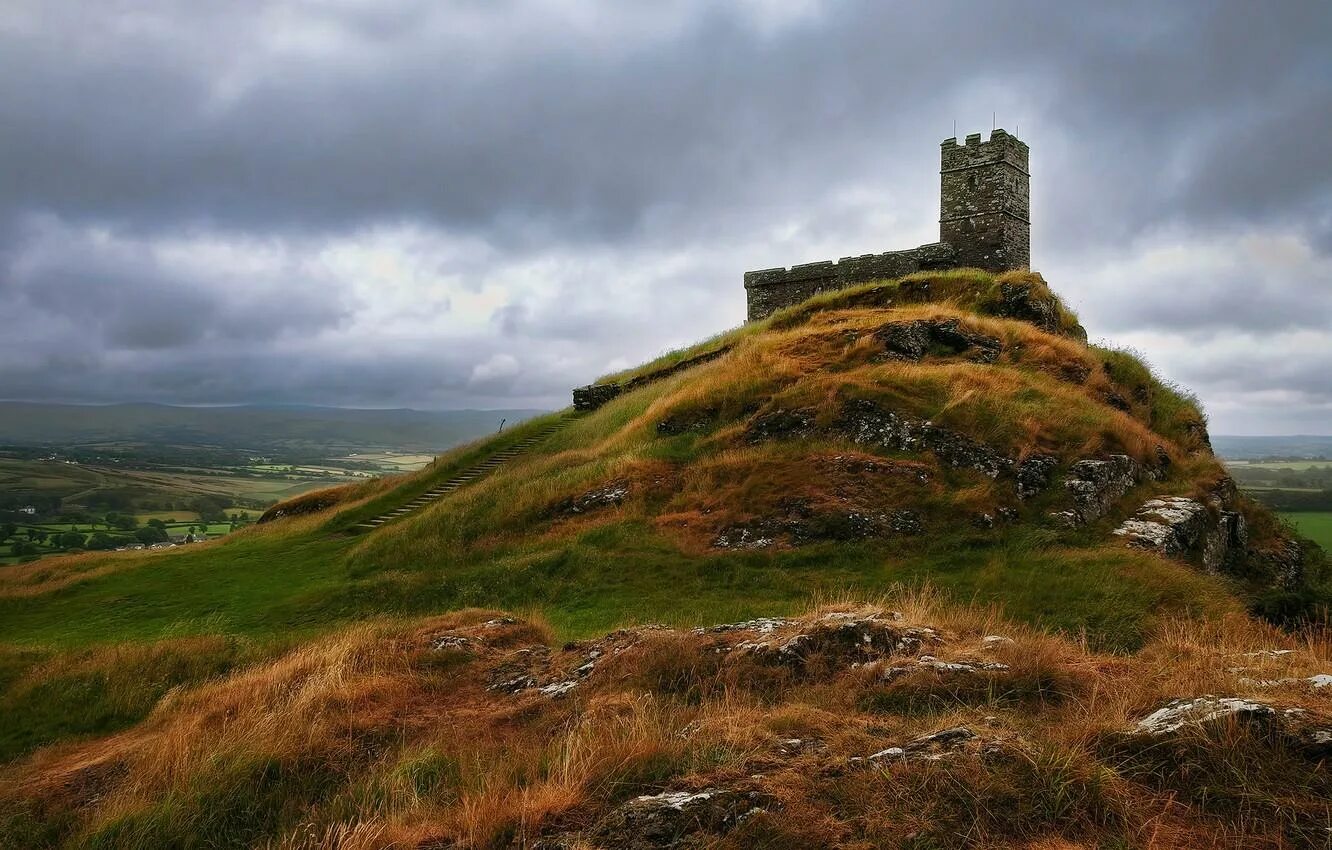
[[3, 590, 1327, 848]]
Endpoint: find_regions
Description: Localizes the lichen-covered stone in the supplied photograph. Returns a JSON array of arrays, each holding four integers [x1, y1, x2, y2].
[[552, 479, 631, 516], [1113, 496, 1210, 556], [874, 317, 1001, 363], [853, 726, 982, 766], [1133, 696, 1276, 736], [745, 408, 817, 443], [731, 614, 940, 669], [1049, 455, 1142, 527], [591, 787, 778, 849], [993, 281, 1060, 335], [656, 408, 717, 436], [1112, 492, 1252, 574], [1126, 696, 1332, 760], [834, 399, 1012, 478], [1015, 454, 1059, 500]]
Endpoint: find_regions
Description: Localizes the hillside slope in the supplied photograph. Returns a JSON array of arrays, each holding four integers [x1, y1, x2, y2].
[[1, 270, 1328, 848]]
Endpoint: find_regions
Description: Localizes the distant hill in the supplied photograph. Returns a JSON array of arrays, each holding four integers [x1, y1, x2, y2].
[[1212, 434, 1332, 460], [0, 402, 547, 453]]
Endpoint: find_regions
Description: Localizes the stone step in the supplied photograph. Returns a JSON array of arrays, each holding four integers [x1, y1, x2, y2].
[[351, 414, 577, 534]]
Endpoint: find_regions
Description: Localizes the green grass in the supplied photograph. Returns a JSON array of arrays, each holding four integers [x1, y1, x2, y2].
[[0, 517, 1231, 654], [0, 637, 265, 763], [0, 536, 351, 648], [1282, 511, 1332, 550]]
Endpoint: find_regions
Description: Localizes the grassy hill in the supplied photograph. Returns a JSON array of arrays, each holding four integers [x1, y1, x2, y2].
[[1, 270, 1328, 848]]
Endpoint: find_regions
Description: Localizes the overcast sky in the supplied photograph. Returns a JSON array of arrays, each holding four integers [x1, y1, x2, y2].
[[2, 1, 1330, 433]]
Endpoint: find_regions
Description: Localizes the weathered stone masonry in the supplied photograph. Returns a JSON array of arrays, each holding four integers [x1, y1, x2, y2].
[[744, 130, 1031, 321], [572, 345, 733, 411]]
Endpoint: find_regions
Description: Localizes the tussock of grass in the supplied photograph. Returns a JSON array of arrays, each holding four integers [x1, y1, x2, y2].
[[3, 592, 1328, 848]]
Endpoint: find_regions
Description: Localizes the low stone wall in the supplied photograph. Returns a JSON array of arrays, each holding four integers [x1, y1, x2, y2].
[[743, 242, 957, 321], [573, 345, 733, 411]]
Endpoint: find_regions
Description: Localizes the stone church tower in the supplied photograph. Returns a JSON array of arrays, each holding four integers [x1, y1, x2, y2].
[[743, 130, 1031, 320], [938, 129, 1030, 272]]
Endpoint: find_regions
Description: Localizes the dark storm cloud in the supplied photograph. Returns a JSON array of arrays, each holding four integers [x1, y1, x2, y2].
[[2, 2, 1325, 246], [5, 217, 351, 352], [1, 0, 1330, 431]]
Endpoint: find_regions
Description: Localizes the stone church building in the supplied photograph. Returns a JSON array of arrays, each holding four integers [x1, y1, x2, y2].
[[744, 129, 1030, 320]]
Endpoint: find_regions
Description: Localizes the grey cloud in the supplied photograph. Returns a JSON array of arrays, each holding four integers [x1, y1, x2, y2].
[[0, 0, 1330, 432], [6, 220, 351, 353], [22, 1, 1324, 245], [1068, 247, 1332, 336]]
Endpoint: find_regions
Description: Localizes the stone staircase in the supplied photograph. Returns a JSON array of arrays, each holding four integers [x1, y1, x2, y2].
[[350, 417, 571, 534]]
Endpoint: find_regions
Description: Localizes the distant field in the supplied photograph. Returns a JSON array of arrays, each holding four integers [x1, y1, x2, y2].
[[0, 457, 335, 565], [334, 452, 436, 471], [0, 520, 241, 566], [1282, 512, 1332, 550], [132, 510, 202, 523], [1242, 485, 1323, 492], [1229, 460, 1332, 471], [0, 458, 333, 509]]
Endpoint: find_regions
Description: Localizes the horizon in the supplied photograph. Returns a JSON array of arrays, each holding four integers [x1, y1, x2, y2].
[[0, 399, 1330, 441]]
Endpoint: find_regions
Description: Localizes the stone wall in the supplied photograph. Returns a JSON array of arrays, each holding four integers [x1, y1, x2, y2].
[[573, 345, 734, 411], [743, 130, 1030, 321], [742, 242, 957, 322]]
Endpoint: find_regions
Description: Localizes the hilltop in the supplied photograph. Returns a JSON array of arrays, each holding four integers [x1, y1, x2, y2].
[[0, 270, 1329, 848]]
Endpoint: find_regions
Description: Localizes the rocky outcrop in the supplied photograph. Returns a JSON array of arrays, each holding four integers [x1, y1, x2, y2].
[[993, 281, 1074, 338], [879, 655, 1010, 682], [1249, 538, 1309, 590], [552, 479, 631, 517], [873, 318, 1001, 363], [1125, 696, 1332, 761], [1049, 455, 1142, 527], [851, 726, 1004, 766], [656, 408, 718, 436], [1112, 487, 1249, 573], [1015, 454, 1059, 500], [745, 400, 1013, 480], [712, 505, 923, 549], [745, 409, 816, 443], [727, 612, 941, 669], [257, 488, 346, 524], [590, 787, 778, 849], [1113, 496, 1211, 556], [834, 399, 1012, 478], [1132, 696, 1275, 736]]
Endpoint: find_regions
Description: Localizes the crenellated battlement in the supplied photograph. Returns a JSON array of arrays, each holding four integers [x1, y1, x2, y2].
[[743, 131, 1032, 321], [939, 129, 1029, 175]]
